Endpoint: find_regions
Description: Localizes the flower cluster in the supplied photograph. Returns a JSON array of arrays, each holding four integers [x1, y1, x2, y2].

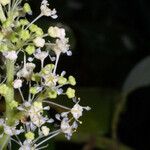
[[0, 0, 90, 149]]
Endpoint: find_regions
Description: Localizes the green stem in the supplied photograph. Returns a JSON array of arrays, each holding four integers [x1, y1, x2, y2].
[[0, 59, 15, 149], [0, 134, 10, 150], [112, 95, 126, 140], [5, 59, 15, 125]]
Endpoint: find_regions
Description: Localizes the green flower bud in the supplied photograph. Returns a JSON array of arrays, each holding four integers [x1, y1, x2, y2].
[[25, 45, 35, 55], [0, 44, 8, 52], [31, 73, 41, 82], [19, 19, 29, 26], [23, 3, 32, 15], [66, 87, 75, 99], [10, 33, 18, 43], [9, 100, 18, 109], [68, 76, 76, 86], [25, 132, 35, 140], [29, 24, 38, 32], [30, 87, 38, 95], [58, 76, 67, 85], [48, 90, 57, 99], [35, 27, 44, 36], [3, 18, 11, 28], [0, 84, 9, 96], [42, 64, 55, 74], [20, 30, 30, 41], [33, 101, 43, 108]]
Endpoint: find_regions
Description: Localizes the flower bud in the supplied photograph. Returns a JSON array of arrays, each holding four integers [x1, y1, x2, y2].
[[58, 76, 67, 85], [33, 37, 45, 47], [25, 132, 35, 140], [66, 88, 75, 99], [68, 76, 76, 86], [20, 30, 30, 41], [48, 90, 57, 99], [41, 126, 50, 136], [23, 3, 32, 15], [25, 45, 35, 55]]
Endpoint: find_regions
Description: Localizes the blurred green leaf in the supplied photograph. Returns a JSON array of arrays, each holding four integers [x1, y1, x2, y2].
[[123, 56, 150, 96]]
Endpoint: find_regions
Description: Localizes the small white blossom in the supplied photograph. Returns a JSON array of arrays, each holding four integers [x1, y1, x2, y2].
[[4, 125, 24, 136], [61, 118, 73, 139], [19, 140, 35, 150], [71, 103, 91, 121], [40, 0, 58, 18], [3, 51, 18, 61], [34, 48, 48, 61], [28, 102, 49, 127], [17, 63, 35, 79], [41, 126, 50, 136], [49, 38, 70, 55], [48, 26, 66, 39], [71, 103, 83, 120], [13, 79, 22, 89], [33, 37, 45, 48]]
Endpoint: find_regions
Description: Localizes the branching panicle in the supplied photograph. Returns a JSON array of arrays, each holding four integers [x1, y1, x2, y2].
[[0, 0, 90, 149]]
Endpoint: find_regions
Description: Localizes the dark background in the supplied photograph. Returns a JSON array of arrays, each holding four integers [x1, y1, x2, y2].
[[19, 0, 150, 149]]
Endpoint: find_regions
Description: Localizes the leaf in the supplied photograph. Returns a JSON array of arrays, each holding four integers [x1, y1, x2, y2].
[[123, 56, 150, 96]]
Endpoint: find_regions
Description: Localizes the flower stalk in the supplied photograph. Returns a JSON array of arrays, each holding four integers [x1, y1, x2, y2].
[[5, 59, 15, 125]]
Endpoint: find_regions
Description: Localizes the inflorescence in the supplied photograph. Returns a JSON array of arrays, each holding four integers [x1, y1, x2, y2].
[[0, 0, 90, 149]]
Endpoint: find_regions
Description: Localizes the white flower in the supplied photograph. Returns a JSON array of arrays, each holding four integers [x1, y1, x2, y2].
[[28, 102, 48, 127], [40, 0, 58, 18], [71, 103, 83, 120], [48, 26, 66, 39], [33, 37, 45, 48], [4, 125, 24, 136], [19, 140, 35, 150], [3, 51, 17, 61], [0, 0, 10, 6], [13, 79, 22, 89], [71, 103, 91, 120], [43, 73, 58, 87], [61, 118, 73, 139], [41, 126, 50, 136], [50, 38, 70, 55], [17, 63, 35, 80], [34, 48, 48, 61]]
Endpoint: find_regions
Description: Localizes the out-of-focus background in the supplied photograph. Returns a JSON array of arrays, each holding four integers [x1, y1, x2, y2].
[[3, 0, 150, 149], [28, 0, 150, 150]]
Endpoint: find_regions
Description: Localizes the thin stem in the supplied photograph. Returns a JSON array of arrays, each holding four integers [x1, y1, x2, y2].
[[19, 88, 25, 102], [35, 132, 60, 148], [28, 81, 31, 102], [43, 100, 71, 110], [42, 34, 48, 38], [25, 14, 43, 30], [15, 135, 22, 146], [53, 53, 60, 75], [37, 145, 48, 150], [10, 138, 21, 146], [0, 77, 7, 84], [41, 60, 44, 69], [33, 129, 61, 144]]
